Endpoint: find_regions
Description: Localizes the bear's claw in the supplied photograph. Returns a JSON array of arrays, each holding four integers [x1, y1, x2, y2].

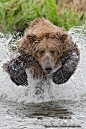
[[5, 61, 28, 86]]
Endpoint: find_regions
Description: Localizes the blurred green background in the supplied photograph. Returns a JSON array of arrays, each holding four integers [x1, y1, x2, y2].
[[0, 0, 86, 33]]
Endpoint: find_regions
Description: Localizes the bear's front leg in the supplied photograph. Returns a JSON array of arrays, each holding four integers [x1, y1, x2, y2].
[[3, 60, 28, 86], [52, 44, 80, 84]]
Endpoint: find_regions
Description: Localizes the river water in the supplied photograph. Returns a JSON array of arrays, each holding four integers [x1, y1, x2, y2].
[[0, 25, 86, 129]]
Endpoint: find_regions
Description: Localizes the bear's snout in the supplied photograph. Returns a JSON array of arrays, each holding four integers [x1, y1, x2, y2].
[[41, 53, 54, 74]]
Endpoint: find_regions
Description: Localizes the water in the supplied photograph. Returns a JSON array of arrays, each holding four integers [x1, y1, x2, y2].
[[0, 25, 86, 129]]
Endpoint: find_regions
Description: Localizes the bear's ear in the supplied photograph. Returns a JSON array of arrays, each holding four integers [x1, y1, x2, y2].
[[26, 34, 37, 43], [60, 34, 68, 42]]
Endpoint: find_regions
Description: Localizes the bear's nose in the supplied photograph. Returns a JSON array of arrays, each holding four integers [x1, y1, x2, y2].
[[45, 66, 52, 74]]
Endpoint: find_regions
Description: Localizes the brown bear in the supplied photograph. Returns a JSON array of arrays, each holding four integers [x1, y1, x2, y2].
[[3, 18, 80, 86]]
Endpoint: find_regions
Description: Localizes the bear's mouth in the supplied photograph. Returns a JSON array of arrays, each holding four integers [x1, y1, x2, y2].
[[44, 65, 53, 74]]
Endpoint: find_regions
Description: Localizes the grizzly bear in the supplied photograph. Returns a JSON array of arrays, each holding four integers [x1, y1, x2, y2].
[[3, 18, 80, 86]]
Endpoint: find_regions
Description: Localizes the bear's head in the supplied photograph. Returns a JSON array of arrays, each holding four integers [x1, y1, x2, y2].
[[32, 34, 68, 74], [24, 32, 69, 74]]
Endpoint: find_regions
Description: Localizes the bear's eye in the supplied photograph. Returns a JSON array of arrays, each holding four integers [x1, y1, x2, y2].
[[50, 50, 55, 55], [39, 50, 45, 56]]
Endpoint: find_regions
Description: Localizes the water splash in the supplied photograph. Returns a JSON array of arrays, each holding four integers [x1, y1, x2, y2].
[[0, 24, 86, 103]]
